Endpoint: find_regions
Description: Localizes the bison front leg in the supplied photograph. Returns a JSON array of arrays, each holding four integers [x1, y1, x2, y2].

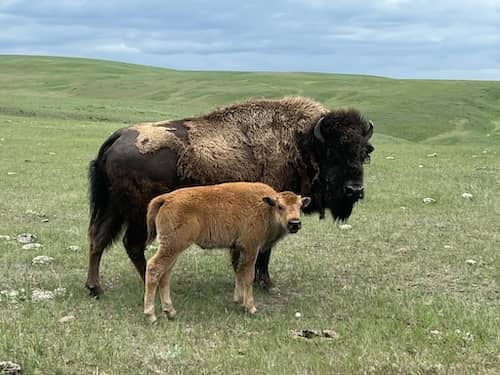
[[254, 246, 275, 291]]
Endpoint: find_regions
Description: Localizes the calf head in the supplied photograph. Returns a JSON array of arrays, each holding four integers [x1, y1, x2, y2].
[[263, 191, 311, 234]]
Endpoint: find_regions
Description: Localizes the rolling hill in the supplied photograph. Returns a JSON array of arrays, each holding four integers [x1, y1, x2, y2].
[[0, 55, 499, 144]]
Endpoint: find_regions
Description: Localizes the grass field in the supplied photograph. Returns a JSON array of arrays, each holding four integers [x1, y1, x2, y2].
[[0, 56, 499, 374]]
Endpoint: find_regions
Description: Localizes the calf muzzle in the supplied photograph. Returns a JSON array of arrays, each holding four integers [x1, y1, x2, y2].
[[287, 219, 301, 233]]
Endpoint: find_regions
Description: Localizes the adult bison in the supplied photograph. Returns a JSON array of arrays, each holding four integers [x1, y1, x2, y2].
[[86, 96, 374, 296]]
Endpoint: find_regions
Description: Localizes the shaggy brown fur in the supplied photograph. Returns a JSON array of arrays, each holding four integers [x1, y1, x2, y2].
[[131, 121, 185, 154], [143, 182, 310, 322], [133, 96, 328, 189]]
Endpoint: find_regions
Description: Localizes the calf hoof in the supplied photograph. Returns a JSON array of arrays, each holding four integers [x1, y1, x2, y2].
[[247, 306, 257, 315], [145, 314, 158, 324], [163, 307, 177, 320], [233, 295, 243, 305], [85, 283, 104, 298]]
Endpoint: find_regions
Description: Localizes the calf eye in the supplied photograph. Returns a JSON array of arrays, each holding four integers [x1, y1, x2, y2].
[[278, 205, 284, 210]]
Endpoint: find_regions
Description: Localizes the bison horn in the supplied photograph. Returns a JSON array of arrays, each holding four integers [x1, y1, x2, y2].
[[365, 120, 374, 140], [313, 117, 325, 143]]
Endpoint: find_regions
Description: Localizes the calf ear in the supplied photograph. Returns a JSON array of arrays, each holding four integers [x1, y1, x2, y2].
[[301, 197, 311, 208], [263, 197, 276, 207]]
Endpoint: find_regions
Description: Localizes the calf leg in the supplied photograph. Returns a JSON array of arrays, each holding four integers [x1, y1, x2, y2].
[[86, 213, 123, 297], [236, 249, 258, 314], [123, 217, 148, 282], [158, 256, 179, 319], [254, 246, 275, 291], [231, 247, 244, 304], [144, 252, 168, 323], [145, 221, 194, 323]]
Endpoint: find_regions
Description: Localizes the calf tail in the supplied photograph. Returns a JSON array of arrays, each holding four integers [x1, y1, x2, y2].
[[146, 196, 165, 244]]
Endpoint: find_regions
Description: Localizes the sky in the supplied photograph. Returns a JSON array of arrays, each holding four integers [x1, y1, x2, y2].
[[1, 0, 499, 80]]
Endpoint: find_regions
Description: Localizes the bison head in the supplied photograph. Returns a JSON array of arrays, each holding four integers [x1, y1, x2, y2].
[[308, 110, 374, 221]]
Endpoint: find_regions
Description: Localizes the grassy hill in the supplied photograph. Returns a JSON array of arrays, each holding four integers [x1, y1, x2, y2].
[[1, 55, 499, 144]]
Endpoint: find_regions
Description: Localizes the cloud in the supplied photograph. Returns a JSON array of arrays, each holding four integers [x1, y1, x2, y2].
[[0, 0, 499, 79]]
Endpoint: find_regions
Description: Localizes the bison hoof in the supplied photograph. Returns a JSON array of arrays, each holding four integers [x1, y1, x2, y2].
[[85, 284, 104, 298], [145, 314, 158, 324], [247, 306, 257, 315], [257, 276, 277, 293]]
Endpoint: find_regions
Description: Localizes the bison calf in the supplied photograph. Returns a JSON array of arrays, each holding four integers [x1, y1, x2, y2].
[[143, 182, 310, 322]]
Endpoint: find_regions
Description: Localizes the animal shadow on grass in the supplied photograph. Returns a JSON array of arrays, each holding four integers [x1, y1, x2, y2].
[[135, 272, 297, 324]]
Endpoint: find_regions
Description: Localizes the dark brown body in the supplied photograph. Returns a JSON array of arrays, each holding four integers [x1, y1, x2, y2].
[[86, 96, 374, 296], [143, 182, 309, 322]]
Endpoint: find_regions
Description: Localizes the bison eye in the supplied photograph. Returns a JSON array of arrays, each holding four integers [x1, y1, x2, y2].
[[278, 204, 284, 210], [363, 155, 371, 164]]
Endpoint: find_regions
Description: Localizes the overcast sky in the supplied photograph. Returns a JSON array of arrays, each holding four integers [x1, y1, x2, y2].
[[1, 0, 499, 79]]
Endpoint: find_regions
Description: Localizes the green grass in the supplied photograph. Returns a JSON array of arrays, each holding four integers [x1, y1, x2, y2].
[[0, 56, 499, 374]]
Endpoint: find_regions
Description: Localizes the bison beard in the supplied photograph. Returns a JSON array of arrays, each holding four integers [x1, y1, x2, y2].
[[85, 96, 374, 296]]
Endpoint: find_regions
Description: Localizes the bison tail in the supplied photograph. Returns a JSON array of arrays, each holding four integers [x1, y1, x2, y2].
[[146, 196, 165, 244], [88, 130, 122, 227]]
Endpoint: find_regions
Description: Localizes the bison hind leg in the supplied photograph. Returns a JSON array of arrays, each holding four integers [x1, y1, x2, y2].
[[86, 211, 124, 297], [230, 247, 240, 272], [123, 217, 148, 282]]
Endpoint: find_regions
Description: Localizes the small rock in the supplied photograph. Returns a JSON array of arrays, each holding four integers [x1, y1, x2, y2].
[[53, 287, 66, 297], [294, 311, 302, 319], [461, 192, 473, 199], [321, 329, 339, 339], [31, 289, 55, 302], [25, 209, 46, 217], [423, 197, 436, 204], [67, 245, 81, 252], [427, 153, 437, 158], [465, 259, 476, 265], [385, 156, 395, 160], [22, 243, 43, 250], [444, 245, 452, 249], [0, 361, 22, 374], [41, 218, 49, 223], [59, 315, 75, 324], [418, 164, 424, 168], [0, 235, 11, 241], [0, 289, 19, 299], [49, 152, 56, 155], [7, 172, 17, 175], [464, 332, 474, 342], [430, 329, 441, 336], [339, 223, 352, 230], [16, 233, 37, 244], [32, 255, 54, 265]]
